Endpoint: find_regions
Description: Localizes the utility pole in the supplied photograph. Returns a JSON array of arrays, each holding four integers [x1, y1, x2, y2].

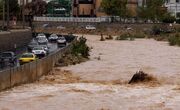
[[7, 0, 10, 30], [22, 0, 25, 29], [2, 0, 5, 29]]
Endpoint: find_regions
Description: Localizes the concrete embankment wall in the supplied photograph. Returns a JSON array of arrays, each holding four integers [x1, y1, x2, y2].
[[0, 29, 32, 52], [0, 37, 76, 91]]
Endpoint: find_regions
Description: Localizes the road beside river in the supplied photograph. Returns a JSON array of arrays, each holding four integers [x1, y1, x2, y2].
[[0, 35, 180, 110]]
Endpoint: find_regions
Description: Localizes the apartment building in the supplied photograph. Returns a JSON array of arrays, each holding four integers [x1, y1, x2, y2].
[[73, 0, 138, 17], [165, 0, 180, 17], [73, 0, 95, 17]]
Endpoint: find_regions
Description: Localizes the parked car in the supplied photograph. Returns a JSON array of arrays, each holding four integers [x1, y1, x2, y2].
[[0, 51, 17, 67], [42, 24, 49, 28], [27, 40, 39, 51], [32, 46, 47, 58], [57, 25, 66, 29], [48, 34, 58, 42], [37, 37, 48, 45], [19, 53, 36, 65], [85, 25, 96, 30], [57, 36, 67, 47]]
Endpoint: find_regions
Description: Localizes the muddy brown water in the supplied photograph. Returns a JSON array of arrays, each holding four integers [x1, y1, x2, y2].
[[0, 35, 180, 110]]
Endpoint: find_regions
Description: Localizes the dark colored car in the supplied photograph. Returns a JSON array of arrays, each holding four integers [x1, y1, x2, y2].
[[0, 52, 17, 67]]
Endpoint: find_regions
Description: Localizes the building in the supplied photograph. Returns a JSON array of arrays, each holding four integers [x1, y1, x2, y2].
[[18, 0, 32, 5], [165, 0, 180, 18], [73, 0, 138, 17], [47, 0, 72, 17], [73, 0, 95, 17]]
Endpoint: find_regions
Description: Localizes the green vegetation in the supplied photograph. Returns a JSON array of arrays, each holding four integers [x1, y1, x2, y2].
[[0, 0, 20, 19], [151, 25, 175, 35], [57, 36, 90, 66], [116, 33, 134, 41], [133, 33, 146, 38], [116, 32, 146, 41], [25, 0, 47, 16], [162, 13, 176, 23], [72, 36, 90, 58], [168, 33, 180, 46], [138, 0, 167, 22], [101, 0, 128, 19]]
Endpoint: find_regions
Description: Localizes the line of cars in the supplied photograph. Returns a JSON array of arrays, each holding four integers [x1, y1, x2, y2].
[[0, 33, 67, 68], [48, 33, 67, 47], [20, 33, 67, 65]]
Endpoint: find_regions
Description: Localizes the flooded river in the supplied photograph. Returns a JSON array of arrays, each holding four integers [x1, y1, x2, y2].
[[0, 35, 180, 110]]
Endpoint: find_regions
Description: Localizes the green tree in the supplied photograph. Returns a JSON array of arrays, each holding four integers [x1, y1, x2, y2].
[[138, 0, 167, 22], [0, 0, 20, 19], [101, 0, 128, 19]]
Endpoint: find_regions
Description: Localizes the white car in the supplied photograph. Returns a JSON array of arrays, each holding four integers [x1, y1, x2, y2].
[[36, 33, 46, 39], [85, 25, 96, 30], [37, 37, 48, 45], [57, 36, 67, 47], [48, 34, 58, 42], [39, 45, 50, 54], [57, 25, 66, 29], [32, 46, 47, 58]]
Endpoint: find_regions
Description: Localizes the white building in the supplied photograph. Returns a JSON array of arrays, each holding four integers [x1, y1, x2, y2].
[[165, 0, 180, 17]]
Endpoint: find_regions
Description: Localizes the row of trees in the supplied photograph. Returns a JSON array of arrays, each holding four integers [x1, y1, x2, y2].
[[0, 0, 47, 20], [0, 0, 176, 23], [101, 0, 175, 23], [0, 0, 20, 19]]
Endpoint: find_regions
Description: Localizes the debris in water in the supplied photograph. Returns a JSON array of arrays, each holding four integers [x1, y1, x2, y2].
[[128, 71, 156, 84], [100, 34, 105, 41], [105, 35, 113, 40]]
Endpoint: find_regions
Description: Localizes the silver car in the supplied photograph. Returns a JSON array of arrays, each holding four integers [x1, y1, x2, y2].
[[57, 36, 67, 47]]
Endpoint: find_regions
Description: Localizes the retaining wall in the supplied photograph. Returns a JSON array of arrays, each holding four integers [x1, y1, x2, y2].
[[0, 29, 32, 52]]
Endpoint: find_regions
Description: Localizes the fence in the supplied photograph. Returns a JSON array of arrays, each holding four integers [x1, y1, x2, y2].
[[34, 17, 109, 22], [0, 37, 76, 91]]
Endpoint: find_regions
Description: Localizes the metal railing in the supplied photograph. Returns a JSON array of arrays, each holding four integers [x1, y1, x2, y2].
[[34, 17, 108, 22]]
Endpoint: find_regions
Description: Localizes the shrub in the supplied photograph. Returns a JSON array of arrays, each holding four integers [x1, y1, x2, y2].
[[162, 14, 176, 23], [168, 33, 180, 46], [154, 35, 168, 41], [72, 36, 90, 58], [152, 25, 161, 35], [133, 33, 146, 38], [116, 33, 134, 41], [176, 19, 180, 24], [105, 35, 113, 40]]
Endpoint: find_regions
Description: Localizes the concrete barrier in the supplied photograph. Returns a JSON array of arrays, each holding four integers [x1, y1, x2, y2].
[[0, 29, 32, 52], [0, 36, 76, 91]]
